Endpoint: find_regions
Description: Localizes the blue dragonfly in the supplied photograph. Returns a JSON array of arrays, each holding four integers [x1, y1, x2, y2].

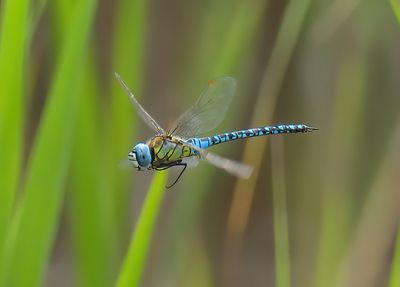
[[115, 73, 317, 187]]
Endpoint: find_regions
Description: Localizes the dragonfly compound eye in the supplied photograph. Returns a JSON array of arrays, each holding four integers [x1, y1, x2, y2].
[[133, 143, 152, 168]]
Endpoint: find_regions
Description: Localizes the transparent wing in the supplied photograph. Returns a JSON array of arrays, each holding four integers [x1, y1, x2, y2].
[[170, 77, 236, 138], [115, 72, 166, 135], [181, 140, 253, 179]]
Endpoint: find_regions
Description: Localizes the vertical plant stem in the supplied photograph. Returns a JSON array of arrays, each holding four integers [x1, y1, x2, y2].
[[314, 48, 367, 287], [115, 172, 167, 287], [334, 124, 400, 287], [388, 228, 400, 287], [108, 0, 150, 256], [69, 59, 113, 287], [390, 0, 400, 23], [0, 0, 31, 263], [211, 0, 269, 75], [271, 138, 291, 287]]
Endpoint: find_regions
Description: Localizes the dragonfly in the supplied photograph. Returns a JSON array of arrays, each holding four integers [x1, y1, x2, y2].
[[115, 73, 317, 188]]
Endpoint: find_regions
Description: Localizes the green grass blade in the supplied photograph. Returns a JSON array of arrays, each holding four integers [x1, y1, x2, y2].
[[52, 0, 114, 285], [388, 229, 400, 287], [0, 0, 30, 261], [271, 139, 291, 287], [111, 0, 149, 156], [115, 172, 167, 287], [107, 0, 150, 253], [69, 60, 114, 287], [178, 237, 214, 287], [314, 50, 368, 287], [333, 123, 400, 286], [390, 0, 400, 23], [211, 0, 269, 75], [1, 0, 97, 286]]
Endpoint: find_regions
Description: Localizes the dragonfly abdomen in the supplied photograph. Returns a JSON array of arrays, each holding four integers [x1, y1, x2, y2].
[[192, 124, 317, 148]]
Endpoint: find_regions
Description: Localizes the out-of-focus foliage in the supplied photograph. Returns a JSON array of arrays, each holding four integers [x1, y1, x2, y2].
[[0, 1, 399, 287]]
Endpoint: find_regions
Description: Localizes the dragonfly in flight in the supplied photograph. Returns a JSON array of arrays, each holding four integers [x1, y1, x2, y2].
[[115, 73, 317, 188]]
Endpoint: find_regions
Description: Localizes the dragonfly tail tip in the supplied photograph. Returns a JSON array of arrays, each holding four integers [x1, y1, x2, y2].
[[306, 125, 319, 132]]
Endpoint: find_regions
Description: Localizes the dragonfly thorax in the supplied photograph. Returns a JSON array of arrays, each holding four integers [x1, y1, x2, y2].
[[128, 143, 152, 170]]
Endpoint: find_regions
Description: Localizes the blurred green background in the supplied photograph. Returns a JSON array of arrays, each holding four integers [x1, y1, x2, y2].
[[1, 0, 400, 286]]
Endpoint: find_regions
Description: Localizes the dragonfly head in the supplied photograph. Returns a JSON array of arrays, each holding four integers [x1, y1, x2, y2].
[[128, 143, 152, 170]]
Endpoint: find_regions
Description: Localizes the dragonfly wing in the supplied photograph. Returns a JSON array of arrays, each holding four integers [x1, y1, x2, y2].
[[181, 156, 199, 168], [115, 73, 166, 135], [181, 141, 253, 179], [171, 77, 236, 138]]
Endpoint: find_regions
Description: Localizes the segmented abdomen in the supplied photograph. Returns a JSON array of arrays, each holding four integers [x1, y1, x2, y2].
[[190, 124, 316, 148]]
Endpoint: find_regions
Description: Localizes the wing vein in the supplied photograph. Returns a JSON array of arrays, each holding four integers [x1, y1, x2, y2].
[[115, 72, 166, 135]]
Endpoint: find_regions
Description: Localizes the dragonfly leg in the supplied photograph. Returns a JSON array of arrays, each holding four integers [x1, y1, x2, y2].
[[153, 161, 181, 171], [165, 163, 187, 189]]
